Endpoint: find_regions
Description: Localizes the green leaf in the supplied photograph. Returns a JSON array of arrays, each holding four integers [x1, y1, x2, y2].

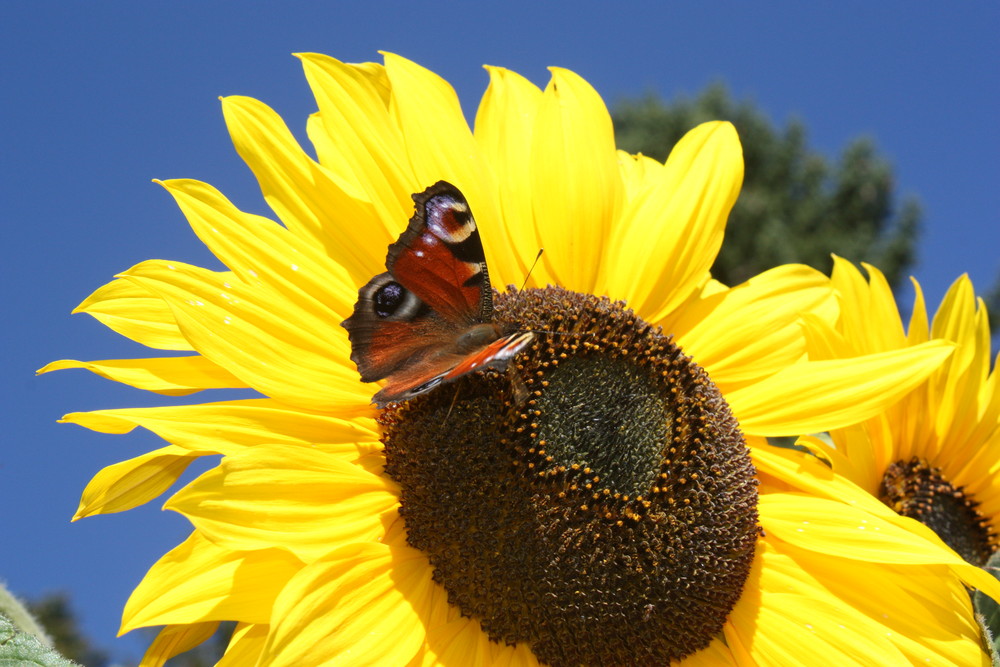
[[0, 614, 78, 667]]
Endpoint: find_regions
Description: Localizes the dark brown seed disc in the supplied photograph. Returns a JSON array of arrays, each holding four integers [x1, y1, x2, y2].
[[381, 286, 759, 666], [880, 457, 997, 566]]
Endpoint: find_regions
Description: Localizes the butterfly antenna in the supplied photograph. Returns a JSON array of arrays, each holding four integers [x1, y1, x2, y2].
[[443, 384, 462, 424], [519, 248, 544, 292]]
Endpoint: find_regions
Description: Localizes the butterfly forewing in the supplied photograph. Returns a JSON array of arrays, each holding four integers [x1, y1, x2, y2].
[[387, 181, 492, 324], [342, 180, 531, 407]]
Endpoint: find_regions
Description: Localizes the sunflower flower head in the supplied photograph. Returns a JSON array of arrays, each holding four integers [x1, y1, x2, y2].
[[803, 258, 1000, 566], [41, 53, 989, 666], [381, 286, 758, 664]]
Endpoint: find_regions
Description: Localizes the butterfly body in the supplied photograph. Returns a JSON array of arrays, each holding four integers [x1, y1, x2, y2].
[[342, 181, 533, 407]]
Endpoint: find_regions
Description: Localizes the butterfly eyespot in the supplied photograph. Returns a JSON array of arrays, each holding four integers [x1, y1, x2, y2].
[[374, 281, 406, 318]]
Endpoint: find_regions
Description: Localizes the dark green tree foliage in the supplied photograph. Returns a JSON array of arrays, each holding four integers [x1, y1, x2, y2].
[[612, 84, 921, 289]]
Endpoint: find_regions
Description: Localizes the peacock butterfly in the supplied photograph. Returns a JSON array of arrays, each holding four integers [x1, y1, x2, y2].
[[341, 181, 534, 407]]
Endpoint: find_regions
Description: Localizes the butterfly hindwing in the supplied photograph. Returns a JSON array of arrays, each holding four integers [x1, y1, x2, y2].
[[342, 271, 440, 383]]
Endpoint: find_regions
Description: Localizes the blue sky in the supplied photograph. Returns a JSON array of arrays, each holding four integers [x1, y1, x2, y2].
[[3, 2, 998, 662]]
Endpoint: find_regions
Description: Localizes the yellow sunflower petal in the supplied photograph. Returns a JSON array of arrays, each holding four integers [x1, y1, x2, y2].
[[74, 276, 192, 351], [753, 444, 892, 514], [674, 264, 836, 391], [475, 66, 544, 281], [262, 542, 434, 667], [799, 310, 856, 361], [165, 444, 399, 560], [760, 493, 1000, 601], [159, 179, 357, 319], [604, 121, 742, 321], [119, 260, 365, 411], [415, 613, 496, 667], [931, 275, 979, 359], [776, 540, 988, 666], [61, 398, 379, 458], [830, 257, 908, 354], [943, 347, 991, 461], [906, 276, 930, 344], [353, 60, 392, 105], [421, 620, 540, 667], [928, 276, 988, 447], [382, 53, 487, 206], [74, 445, 196, 519], [861, 262, 909, 351], [38, 355, 244, 395], [220, 95, 387, 284], [383, 52, 522, 285], [122, 531, 302, 633], [530, 67, 621, 293], [755, 441, 927, 523], [728, 342, 954, 436], [805, 427, 884, 494], [617, 150, 666, 200], [956, 426, 1000, 504], [217, 623, 268, 667], [726, 541, 907, 666], [138, 622, 218, 667], [297, 53, 413, 225]]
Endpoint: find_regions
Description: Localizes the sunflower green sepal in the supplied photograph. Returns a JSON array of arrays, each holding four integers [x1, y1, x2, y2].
[[0, 613, 78, 667], [975, 551, 1000, 666]]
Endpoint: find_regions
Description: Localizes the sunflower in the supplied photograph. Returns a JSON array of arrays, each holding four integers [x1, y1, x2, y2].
[[752, 258, 1000, 652], [42, 53, 995, 666]]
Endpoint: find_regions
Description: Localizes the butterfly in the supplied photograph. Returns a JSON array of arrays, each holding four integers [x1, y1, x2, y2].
[[342, 181, 534, 407]]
